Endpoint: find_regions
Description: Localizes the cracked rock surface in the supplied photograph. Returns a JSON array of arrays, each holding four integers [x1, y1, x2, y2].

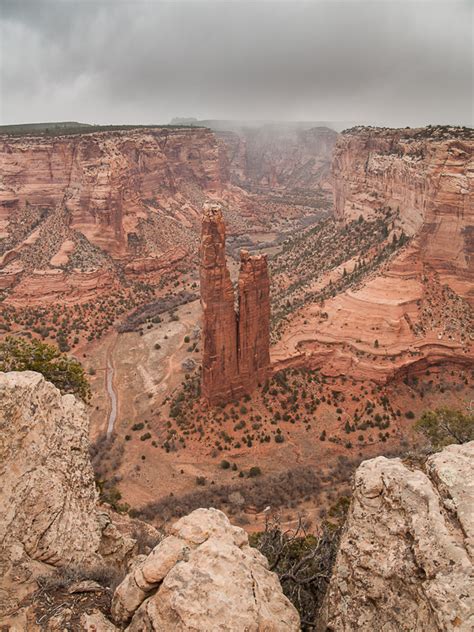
[[320, 441, 474, 631], [0, 371, 102, 617], [112, 507, 300, 631]]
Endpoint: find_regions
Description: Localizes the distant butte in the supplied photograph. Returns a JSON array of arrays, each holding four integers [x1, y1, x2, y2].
[[200, 202, 270, 405]]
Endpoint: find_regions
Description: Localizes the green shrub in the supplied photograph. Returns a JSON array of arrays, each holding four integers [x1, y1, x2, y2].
[[415, 408, 474, 449], [0, 336, 90, 401]]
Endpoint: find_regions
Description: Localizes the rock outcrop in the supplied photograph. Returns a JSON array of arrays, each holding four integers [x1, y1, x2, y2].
[[0, 371, 139, 621], [321, 441, 474, 631], [0, 371, 101, 565], [112, 507, 300, 631], [0, 371, 101, 615], [200, 203, 270, 405]]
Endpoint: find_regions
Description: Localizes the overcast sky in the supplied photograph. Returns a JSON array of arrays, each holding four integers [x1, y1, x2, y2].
[[0, 0, 472, 127]]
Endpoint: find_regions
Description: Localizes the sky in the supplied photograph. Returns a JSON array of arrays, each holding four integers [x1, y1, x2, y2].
[[0, 0, 472, 128]]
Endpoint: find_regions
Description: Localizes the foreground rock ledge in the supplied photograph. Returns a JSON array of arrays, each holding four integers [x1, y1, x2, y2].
[[112, 507, 300, 631], [320, 441, 474, 632]]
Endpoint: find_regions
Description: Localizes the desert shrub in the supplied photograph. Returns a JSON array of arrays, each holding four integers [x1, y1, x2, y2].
[[134, 464, 351, 524], [0, 336, 90, 401], [415, 407, 474, 449], [37, 563, 124, 593], [250, 515, 341, 630], [220, 460, 231, 469], [248, 466, 262, 477]]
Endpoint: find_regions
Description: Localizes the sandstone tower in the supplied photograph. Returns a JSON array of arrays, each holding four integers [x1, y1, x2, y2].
[[200, 202, 270, 405]]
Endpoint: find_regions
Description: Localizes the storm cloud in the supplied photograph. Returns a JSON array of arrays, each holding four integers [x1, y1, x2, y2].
[[0, 0, 472, 127]]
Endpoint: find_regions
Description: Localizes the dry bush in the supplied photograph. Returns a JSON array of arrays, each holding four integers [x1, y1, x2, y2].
[[251, 514, 341, 630], [37, 563, 124, 593]]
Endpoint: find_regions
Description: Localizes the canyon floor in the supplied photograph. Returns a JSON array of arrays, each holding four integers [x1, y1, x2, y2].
[[80, 207, 473, 532]]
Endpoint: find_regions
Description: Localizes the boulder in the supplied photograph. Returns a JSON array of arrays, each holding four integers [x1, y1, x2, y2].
[[321, 441, 474, 631], [112, 508, 300, 631], [80, 610, 118, 631]]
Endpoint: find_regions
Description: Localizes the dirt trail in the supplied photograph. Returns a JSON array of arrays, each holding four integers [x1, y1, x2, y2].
[[161, 302, 200, 392], [105, 334, 118, 438]]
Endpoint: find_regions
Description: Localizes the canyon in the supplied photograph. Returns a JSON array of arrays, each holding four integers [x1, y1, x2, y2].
[[0, 123, 472, 597]]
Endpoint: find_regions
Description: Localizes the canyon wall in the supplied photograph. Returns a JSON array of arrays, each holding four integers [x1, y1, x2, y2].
[[218, 125, 338, 193], [273, 126, 473, 381], [200, 203, 270, 405], [0, 126, 232, 302], [333, 126, 473, 302]]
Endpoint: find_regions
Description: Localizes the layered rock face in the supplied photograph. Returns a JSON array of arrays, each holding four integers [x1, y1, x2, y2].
[[273, 127, 473, 381], [0, 127, 228, 302], [200, 203, 270, 404], [218, 125, 338, 193], [321, 441, 474, 631], [333, 126, 473, 302], [112, 507, 300, 631]]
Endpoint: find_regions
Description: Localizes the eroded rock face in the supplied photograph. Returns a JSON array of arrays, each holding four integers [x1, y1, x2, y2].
[[200, 203, 270, 405], [321, 441, 474, 632], [333, 126, 473, 303], [0, 371, 150, 625], [0, 127, 228, 304], [0, 371, 101, 566], [112, 508, 300, 631], [0, 371, 102, 616], [238, 250, 271, 392]]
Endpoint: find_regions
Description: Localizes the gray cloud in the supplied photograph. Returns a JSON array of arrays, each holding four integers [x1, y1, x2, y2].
[[0, 0, 472, 127]]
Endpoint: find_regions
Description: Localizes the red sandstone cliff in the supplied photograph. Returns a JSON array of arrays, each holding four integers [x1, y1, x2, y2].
[[0, 127, 232, 303], [238, 251, 270, 391], [200, 203, 240, 403], [332, 126, 473, 303], [200, 203, 270, 405], [273, 126, 473, 381]]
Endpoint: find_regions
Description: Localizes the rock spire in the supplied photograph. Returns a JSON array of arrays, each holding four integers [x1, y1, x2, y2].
[[200, 202, 270, 405]]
